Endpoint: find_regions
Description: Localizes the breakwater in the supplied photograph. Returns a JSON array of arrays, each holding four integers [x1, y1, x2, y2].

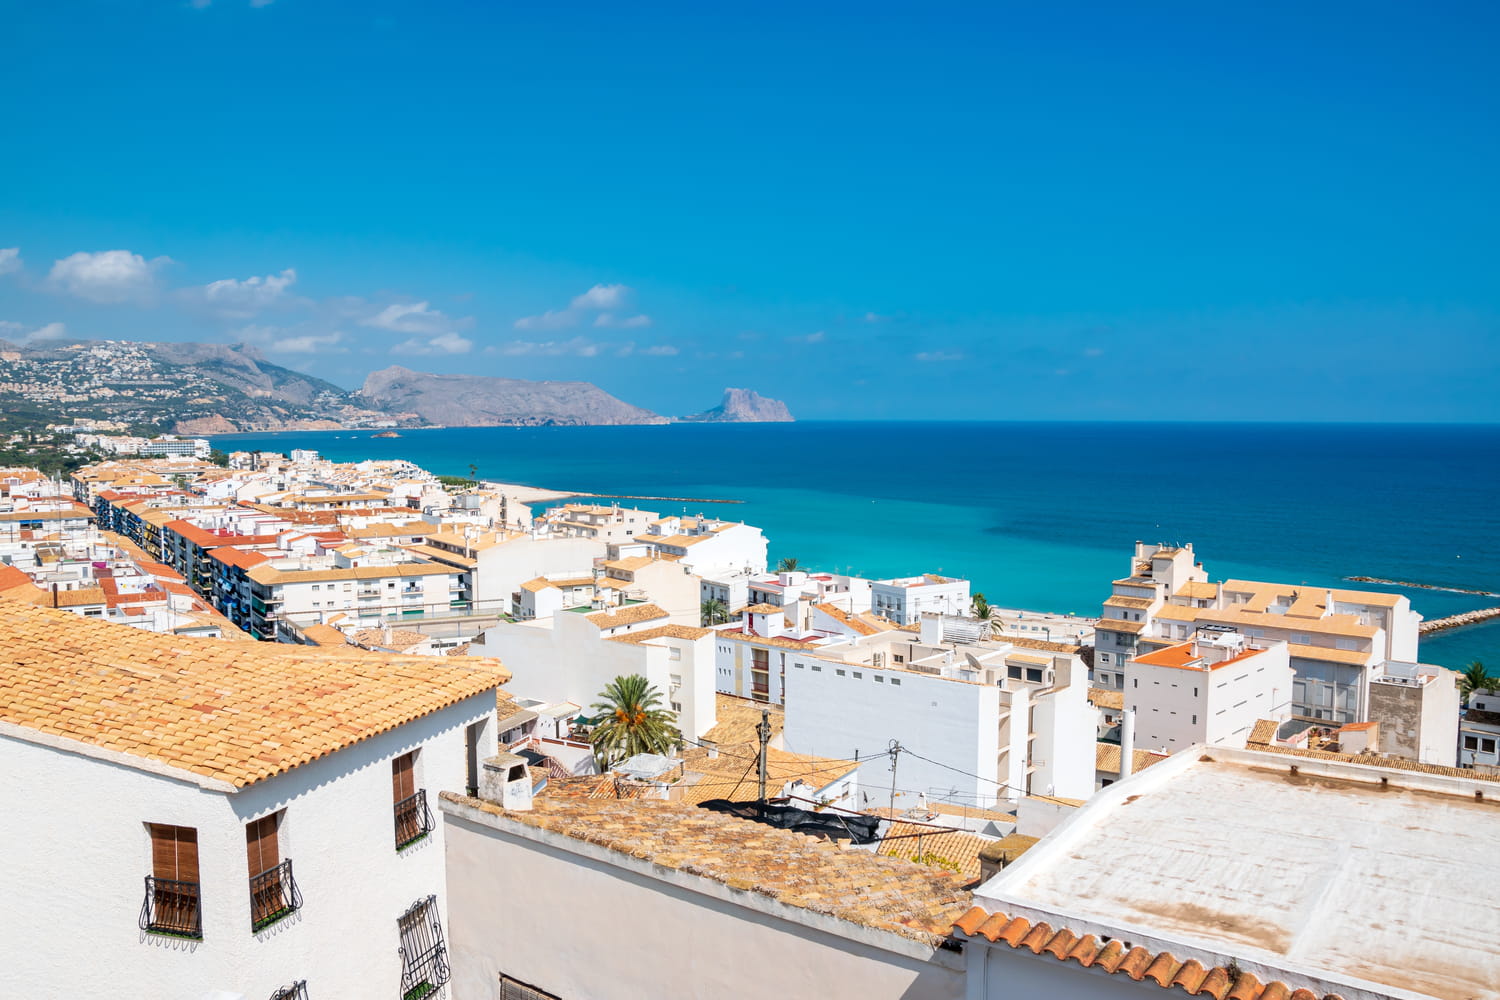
[[1346, 576, 1500, 598], [1420, 608, 1500, 635]]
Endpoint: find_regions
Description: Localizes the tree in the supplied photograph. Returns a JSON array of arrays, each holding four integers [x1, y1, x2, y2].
[[1459, 660, 1499, 704], [589, 674, 681, 768], [971, 592, 992, 621], [467, 462, 479, 486], [777, 556, 799, 573], [701, 598, 730, 626]]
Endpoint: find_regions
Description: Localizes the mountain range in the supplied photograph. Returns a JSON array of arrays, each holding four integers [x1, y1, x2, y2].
[[0, 339, 792, 434]]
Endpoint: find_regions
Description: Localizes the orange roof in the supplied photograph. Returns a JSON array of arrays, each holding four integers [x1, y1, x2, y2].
[[585, 603, 669, 629], [952, 909, 1345, 999], [0, 598, 508, 789], [1132, 642, 1199, 669]]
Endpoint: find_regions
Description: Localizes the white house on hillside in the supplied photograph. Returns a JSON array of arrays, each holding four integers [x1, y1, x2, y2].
[[0, 600, 506, 1000]]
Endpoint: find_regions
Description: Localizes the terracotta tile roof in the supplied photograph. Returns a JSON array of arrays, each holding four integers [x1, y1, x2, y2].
[[877, 821, 986, 883], [1088, 687, 1124, 710], [519, 576, 554, 593], [300, 623, 351, 646], [446, 792, 972, 944], [1001, 635, 1084, 654], [247, 560, 456, 585], [1242, 734, 1500, 782], [585, 603, 669, 629], [717, 628, 824, 650], [602, 555, 655, 572], [742, 602, 785, 614], [1174, 581, 1219, 600], [702, 694, 784, 746], [952, 908, 1346, 1000], [604, 624, 713, 645], [1094, 742, 1171, 776], [813, 602, 882, 635], [1248, 718, 1280, 745], [1103, 596, 1155, 610], [678, 743, 859, 805], [1096, 618, 1146, 634], [352, 627, 431, 652], [0, 597, 508, 789]]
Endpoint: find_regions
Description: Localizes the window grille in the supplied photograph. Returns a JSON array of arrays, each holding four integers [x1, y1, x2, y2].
[[398, 895, 451, 1000], [499, 974, 561, 1000], [269, 981, 309, 1000]]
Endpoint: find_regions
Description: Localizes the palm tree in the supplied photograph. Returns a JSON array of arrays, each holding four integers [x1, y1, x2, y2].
[[1459, 660, 1499, 704], [777, 556, 800, 573], [971, 592, 992, 622], [701, 598, 730, 626], [590, 674, 681, 768]]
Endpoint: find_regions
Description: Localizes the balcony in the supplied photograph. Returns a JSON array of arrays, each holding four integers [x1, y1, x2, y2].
[[249, 859, 303, 931], [395, 789, 434, 850], [140, 876, 202, 939]]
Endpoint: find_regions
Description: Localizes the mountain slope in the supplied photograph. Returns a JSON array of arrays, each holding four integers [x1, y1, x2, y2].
[[359, 366, 668, 426]]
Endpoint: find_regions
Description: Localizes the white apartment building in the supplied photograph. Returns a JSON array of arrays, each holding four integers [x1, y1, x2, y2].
[[541, 502, 661, 543], [615, 514, 768, 580], [0, 600, 506, 1000], [1461, 686, 1500, 770], [1124, 629, 1294, 753], [245, 547, 462, 641], [1097, 541, 1431, 734], [713, 604, 845, 705], [404, 527, 605, 610], [1367, 661, 1461, 767], [782, 615, 1097, 809], [474, 603, 719, 743], [870, 574, 971, 625]]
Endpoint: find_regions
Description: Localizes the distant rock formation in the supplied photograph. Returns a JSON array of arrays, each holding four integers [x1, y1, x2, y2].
[[359, 366, 668, 427], [681, 388, 794, 423]]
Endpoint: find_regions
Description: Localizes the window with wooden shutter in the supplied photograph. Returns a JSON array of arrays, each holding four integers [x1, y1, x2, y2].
[[393, 750, 432, 850], [393, 751, 417, 804], [142, 824, 201, 938], [245, 810, 301, 930]]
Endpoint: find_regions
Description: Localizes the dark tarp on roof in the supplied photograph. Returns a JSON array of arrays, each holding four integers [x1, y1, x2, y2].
[[697, 799, 881, 845]]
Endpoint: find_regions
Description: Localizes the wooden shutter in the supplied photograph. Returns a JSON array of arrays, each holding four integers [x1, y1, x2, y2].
[[149, 824, 199, 882], [393, 751, 416, 803], [245, 813, 280, 878]]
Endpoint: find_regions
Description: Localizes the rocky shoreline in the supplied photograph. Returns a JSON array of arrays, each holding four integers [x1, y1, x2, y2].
[[1419, 607, 1500, 635]]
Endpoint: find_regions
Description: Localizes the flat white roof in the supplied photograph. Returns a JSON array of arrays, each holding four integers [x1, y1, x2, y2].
[[975, 745, 1500, 1000]]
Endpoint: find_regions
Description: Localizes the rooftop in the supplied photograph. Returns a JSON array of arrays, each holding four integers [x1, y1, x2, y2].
[[0, 598, 508, 789], [976, 745, 1500, 1000], [441, 792, 972, 945], [701, 694, 785, 746], [585, 603, 669, 629]]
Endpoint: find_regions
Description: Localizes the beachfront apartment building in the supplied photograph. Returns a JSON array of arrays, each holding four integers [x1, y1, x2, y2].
[[870, 574, 971, 625], [779, 614, 1096, 809], [0, 599, 507, 999], [473, 601, 719, 742], [541, 502, 661, 543], [1096, 541, 1433, 735], [1461, 686, 1500, 771], [612, 514, 768, 580], [1123, 628, 1294, 753], [243, 547, 463, 641], [402, 527, 607, 611]]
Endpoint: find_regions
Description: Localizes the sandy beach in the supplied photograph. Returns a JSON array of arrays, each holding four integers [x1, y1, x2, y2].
[[479, 480, 585, 505]]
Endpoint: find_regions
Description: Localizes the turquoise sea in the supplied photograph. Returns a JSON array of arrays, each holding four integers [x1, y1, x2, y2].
[[213, 422, 1500, 670]]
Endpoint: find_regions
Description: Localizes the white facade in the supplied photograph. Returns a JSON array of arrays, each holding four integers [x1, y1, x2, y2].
[[1461, 687, 1500, 770], [475, 609, 718, 742], [1124, 631, 1294, 753], [3, 692, 496, 1000], [1367, 662, 1461, 766], [870, 574, 971, 625]]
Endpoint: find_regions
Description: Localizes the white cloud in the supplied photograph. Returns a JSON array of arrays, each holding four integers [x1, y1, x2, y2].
[[571, 284, 631, 310], [513, 309, 577, 332], [863, 312, 890, 323], [393, 331, 473, 355], [914, 350, 964, 362], [196, 268, 297, 318], [0, 320, 68, 345], [642, 344, 679, 356], [786, 330, 825, 344], [594, 313, 651, 328], [496, 336, 602, 357], [516, 283, 640, 330], [361, 301, 457, 335], [270, 331, 345, 354], [48, 249, 168, 304], [0, 248, 20, 276]]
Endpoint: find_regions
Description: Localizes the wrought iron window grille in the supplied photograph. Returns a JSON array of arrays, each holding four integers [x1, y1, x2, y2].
[[395, 788, 435, 850], [269, 981, 309, 1000], [140, 876, 203, 939], [249, 859, 303, 932], [398, 895, 451, 1000]]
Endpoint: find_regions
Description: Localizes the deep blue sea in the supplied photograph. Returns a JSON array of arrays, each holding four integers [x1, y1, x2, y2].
[[213, 422, 1500, 670]]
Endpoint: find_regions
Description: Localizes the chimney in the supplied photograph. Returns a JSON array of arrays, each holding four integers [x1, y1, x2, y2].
[[1119, 708, 1137, 781], [1324, 589, 1335, 618], [480, 753, 534, 811]]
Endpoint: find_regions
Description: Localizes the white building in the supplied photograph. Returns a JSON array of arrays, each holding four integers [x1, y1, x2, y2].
[[1367, 661, 1461, 766], [1124, 628, 1294, 752], [0, 600, 507, 1000], [617, 514, 768, 580], [474, 603, 719, 743], [1461, 686, 1500, 770], [245, 547, 462, 641], [541, 502, 660, 544], [405, 528, 606, 611], [955, 745, 1500, 1000], [870, 574, 971, 625], [781, 615, 1097, 809]]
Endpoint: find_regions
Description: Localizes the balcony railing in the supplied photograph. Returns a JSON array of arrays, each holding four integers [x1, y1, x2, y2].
[[249, 859, 303, 931], [140, 876, 203, 939], [269, 982, 309, 1000], [395, 789, 434, 850]]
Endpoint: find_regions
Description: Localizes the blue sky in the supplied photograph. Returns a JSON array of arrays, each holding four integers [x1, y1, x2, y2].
[[1, 1, 1496, 420]]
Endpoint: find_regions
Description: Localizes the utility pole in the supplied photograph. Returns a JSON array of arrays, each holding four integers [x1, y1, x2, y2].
[[888, 739, 902, 813], [756, 709, 772, 803]]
